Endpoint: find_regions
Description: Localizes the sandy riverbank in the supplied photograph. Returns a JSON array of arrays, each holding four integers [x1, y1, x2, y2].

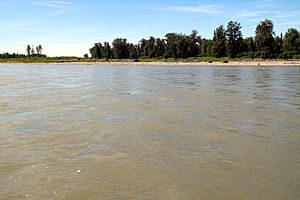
[[1, 60, 300, 66], [78, 60, 300, 66]]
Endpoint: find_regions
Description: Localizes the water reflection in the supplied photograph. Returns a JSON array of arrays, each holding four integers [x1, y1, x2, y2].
[[0, 64, 299, 200]]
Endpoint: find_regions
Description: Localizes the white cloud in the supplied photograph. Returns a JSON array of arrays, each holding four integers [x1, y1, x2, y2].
[[32, 0, 72, 8], [238, 11, 268, 17], [253, 0, 281, 9], [167, 5, 222, 15], [32, 0, 74, 15], [274, 10, 300, 19], [126, 4, 225, 16], [276, 20, 300, 26]]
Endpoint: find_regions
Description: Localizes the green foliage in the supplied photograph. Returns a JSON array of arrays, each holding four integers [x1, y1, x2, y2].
[[31, 45, 35, 55], [293, 54, 300, 59], [279, 51, 299, 59], [274, 34, 283, 55], [112, 38, 129, 59], [255, 19, 275, 58], [26, 45, 31, 56], [36, 45, 43, 55], [213, 25, 226, 57], [164, 33, 178, 58], [154, 38, 166, 57], [89, 43, 103, 59], [102, 42, 112, 59], [189, 30, 201, 57], [255, 51, 268, 59], [0, 52, 26, 58], [283, 28, 300, 54], [242, 37, 256, 54], [226, 21, 243, 58], [138, 37, 156, 58], [2, 19, 300, 63], [147, 37, 156, 58], [128, 44, 139, 59], [139, 39, 147, 56]]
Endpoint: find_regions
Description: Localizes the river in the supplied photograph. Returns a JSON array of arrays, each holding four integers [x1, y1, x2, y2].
[[0, 64, 299, 199]]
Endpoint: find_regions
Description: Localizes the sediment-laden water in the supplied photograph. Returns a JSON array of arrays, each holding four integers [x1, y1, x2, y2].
[[0, 64, 299, 200]]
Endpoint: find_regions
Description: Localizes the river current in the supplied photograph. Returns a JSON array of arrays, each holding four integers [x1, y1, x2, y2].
[[0, 64, 299, 199]]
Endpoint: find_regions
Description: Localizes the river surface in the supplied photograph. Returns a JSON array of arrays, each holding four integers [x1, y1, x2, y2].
[[0, 64, 299, 200]]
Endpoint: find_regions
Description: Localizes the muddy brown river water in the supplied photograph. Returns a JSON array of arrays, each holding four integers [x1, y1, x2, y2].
[[0, 64, 299, 200]]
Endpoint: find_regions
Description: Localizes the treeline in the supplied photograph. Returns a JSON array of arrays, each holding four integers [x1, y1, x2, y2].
[[0, 53, 27, 59], [89, 19, 300, 60], [0, 45, 46, 59], [26, 45, 46, 57]]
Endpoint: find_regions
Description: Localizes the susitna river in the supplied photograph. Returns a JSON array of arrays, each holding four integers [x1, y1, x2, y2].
[[0, 64, 299, 199]]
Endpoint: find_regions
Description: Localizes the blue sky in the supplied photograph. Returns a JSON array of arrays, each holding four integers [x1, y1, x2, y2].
[[0, 0, 300, 57]]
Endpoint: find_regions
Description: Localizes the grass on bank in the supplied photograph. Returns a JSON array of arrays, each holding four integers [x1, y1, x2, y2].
[[0, 56, 299, 63]]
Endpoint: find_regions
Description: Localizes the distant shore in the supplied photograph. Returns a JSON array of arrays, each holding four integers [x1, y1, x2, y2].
[[1, 60, 300, 66], [72, 60, 300, 66]]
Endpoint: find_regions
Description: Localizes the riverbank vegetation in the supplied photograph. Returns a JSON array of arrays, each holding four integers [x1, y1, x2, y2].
[[0, 44, 46, 60], [1, 19, 300, 63], [88, 19, 300, 61]]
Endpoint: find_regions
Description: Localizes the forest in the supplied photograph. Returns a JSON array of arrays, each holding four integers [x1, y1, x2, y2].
[[89, 19, 300, 60], [1, 19, 300, 61]]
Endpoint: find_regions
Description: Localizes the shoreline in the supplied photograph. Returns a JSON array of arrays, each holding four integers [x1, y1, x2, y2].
[[1, 60, 300, 66]]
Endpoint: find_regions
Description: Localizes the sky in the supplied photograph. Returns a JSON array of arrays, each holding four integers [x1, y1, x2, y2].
[[0, 0, 300, 57]]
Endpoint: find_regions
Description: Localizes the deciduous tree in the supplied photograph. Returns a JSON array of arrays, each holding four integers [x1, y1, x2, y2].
[[26, 45, 31, 56], [226, 21, 243, 58], [112, 38, 129, 59], [213, 25, 226, 57], [283, 28, 300, 53], [255, 19, 275, 58]]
